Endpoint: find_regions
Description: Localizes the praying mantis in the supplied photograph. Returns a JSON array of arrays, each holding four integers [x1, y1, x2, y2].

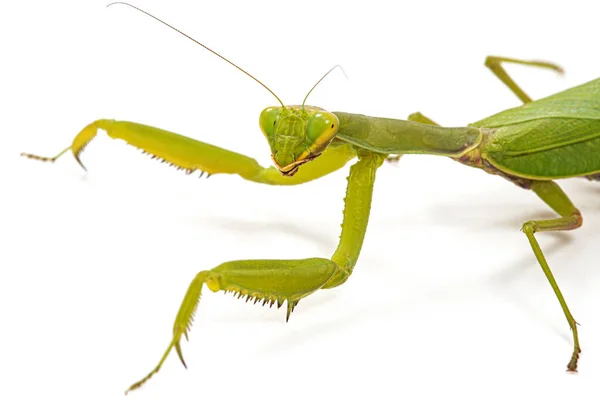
[[20, 2, 600, 394]]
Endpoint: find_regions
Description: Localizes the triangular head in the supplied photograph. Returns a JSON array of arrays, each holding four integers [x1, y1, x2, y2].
[[259, 105, 339, 176]]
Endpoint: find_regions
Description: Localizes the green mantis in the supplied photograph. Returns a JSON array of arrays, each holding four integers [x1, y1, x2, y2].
[[20, 2, 599, 393]]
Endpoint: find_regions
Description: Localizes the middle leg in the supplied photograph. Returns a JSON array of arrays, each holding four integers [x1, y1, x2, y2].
[[404, 55, 564, 126], [485, 56, 563, 104]]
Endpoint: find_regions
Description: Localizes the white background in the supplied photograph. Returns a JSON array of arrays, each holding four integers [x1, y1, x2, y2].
[[2, 1, 600, 399]]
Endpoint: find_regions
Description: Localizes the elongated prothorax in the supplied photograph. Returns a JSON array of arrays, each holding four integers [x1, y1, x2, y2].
[[334, 112, 482, 157]]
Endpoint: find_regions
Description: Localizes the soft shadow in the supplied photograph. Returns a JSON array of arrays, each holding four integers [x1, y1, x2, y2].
[[426, 200, 558, 230], [194, 216, 337, 252], [255, 305, 377, 356], [486, 231, 577, 343], [579, 182, 600, 197], [490, 232, 574, 284]]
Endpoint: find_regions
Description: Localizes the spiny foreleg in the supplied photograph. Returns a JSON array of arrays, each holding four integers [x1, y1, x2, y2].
[[126, 152, 384, 393], [125, 258, 340, 394], [21, 119, 356, 185]]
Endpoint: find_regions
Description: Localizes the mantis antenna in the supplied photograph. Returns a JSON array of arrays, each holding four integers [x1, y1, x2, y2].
[[106, 2, 285, 107], [301, 64, 348, 109]]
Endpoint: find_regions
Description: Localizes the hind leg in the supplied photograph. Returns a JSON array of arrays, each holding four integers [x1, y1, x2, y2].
[[522, 180, 583, 371]]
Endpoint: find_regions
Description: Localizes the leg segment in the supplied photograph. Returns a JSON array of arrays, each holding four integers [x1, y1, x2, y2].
[[21, 120, 356, 186], [485, 56, 564, 104], [125, 151, 384, 393], [125, 258, 340, 394], [523, 181, 583, 371], [407, 112, 439, 126]]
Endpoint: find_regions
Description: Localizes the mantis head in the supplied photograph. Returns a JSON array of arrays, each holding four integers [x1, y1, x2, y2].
[[259, 106, 339, 176], [103, 3, 344, 178]]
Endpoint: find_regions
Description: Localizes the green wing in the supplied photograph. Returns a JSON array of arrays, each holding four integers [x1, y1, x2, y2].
[[473, 78, 600, 127], [472, 78, 600, 179]]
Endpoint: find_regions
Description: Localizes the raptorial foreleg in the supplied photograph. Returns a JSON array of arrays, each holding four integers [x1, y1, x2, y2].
[[21, 120, 356, 185], [126, 151, 384, 393]]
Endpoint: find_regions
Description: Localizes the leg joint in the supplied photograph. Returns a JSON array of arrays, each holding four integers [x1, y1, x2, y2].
[[484, 56, 498, 68], [573, 210, 583, 228], [521, 221, 536, 236], [522, 210, 583, 237]]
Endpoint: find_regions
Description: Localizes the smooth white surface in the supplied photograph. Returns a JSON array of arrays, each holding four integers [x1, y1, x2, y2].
[[2, 1, 600, 399]]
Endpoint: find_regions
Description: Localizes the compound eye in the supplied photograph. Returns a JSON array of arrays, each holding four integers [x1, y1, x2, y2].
[[259, 107, 281, 139], [306, 112, 339, 152]]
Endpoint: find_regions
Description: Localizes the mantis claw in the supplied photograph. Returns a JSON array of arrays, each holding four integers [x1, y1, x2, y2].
[[175, 341, 187, 369]]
